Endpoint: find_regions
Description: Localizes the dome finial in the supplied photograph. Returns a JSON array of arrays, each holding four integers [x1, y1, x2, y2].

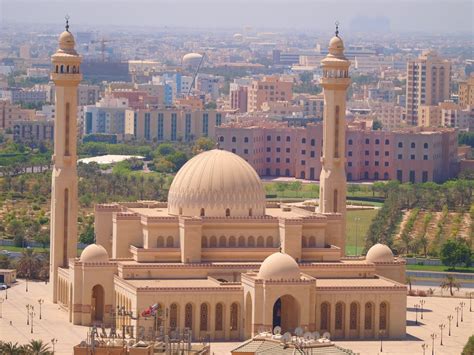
[[335, 20, 340, 37], [65, 14, 70, 32]]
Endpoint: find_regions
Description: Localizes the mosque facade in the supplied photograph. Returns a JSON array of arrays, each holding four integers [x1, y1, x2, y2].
[[50, 23, 407, 342]]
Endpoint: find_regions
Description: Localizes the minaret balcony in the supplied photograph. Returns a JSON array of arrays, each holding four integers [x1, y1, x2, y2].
[[51, 73, 82, 83]]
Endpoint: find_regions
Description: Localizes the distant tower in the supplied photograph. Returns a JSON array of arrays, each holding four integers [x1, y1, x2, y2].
[[319, 24, 351, 254], [49, 18, 81, 303]]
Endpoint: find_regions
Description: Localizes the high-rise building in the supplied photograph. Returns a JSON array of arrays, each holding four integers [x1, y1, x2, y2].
[[406, 51, 451, 125], [0, 99, 35, 131], [49, 21, 81, 303], [318, 29, 351, 254], [247, 76, 292, 112], [458, 74, 474, 108]]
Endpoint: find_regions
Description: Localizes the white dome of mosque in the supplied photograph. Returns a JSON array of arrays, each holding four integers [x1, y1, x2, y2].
[[80, 244, 109, 263], [365, 243, 394, 263], [58, 31, 76, 53], [258, 252, 300, 281], [168, 149, 266, 218], [182, 53, 203, 67], [233, 33, 243, 40], [328, 35, 344, 56]]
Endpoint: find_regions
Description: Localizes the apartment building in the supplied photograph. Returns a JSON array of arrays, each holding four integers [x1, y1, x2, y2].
[[216, 121, 458, 183], [247, 76, 293, 112], [13, 120, 54, 143], [84, 96, 130, 136], [458, 74, 474, 108], [0, 99, 35, 131]]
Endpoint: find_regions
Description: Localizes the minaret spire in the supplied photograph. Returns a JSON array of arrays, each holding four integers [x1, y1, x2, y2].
[[335, 21, 339, 37], [65, 15, 70, 32]]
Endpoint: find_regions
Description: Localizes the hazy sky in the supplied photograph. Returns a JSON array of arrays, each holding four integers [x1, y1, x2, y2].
[[0, 0, 472, 33]]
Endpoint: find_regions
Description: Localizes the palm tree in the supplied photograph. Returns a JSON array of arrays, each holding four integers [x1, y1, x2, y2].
[[26, 340, 52, 355], [406, 275, 413, 292], [440, 275, 461, 296], [16, 248, 42, 279], [0, 341, 25, 355]]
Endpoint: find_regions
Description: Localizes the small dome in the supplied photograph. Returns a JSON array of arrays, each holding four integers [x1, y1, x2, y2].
[[59, 30, 76, 51], [328, 35, 344, 56], [366, 243, 394, 263], [182, 53, 203, 66], [168, 149, 266, 217], [80, 244, 109, 263], [258, 252, 300, 281]]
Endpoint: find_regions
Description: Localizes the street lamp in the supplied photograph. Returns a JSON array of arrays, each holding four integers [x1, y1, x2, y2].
[[29, 307, 36, 334], [26, 304, 33, 325], [0, 297, 4, 318], [379, 329, 385, 352], [414, 303, 420, 325], [1, 286, 7, 300], [447, 315, 453, 336], [438, 324, 445, 346], [469, 292, 473, 312], [51, 338, 58, 354], [430, 333, 437, 355], [459, 301, 465, 322], [455, 306, 460, 327], [354, 217, 360, 256], [419, 299, 426, 320], [421, 343, 429, 355], [38, 299, 44, 320]]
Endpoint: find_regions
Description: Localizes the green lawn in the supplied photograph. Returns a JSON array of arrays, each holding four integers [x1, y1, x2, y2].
[[345, 209, 378, 256], [406, 264, 474, 273], [0, 245, 48, 253]]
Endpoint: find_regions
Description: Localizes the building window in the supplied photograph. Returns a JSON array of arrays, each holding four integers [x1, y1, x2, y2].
[[422, 171, 428, 182], [411, 154, 415, 160], [202, 113, 209, 136], [348, 139, 353, 145], [286, 136, 290, 142], [215, 303, 223, 331], [350, 302, 358, 330], [385, 139, 390, 145], [267, 135, 271, 141], [157, 113, 164, 140], [185, 113, 192, 141], [348, 151, 353, 157], [375, 151, 379, 156], [185, 303, 193, 329], [380, 302, 388, 330], [375, 161, 379, 166], [302, 138, 306, 143], [276, 136, 281, 141], [335, 105, 340, 158], [285, 158, 290, 163], [320, 303, 330, 330], [398, 154, 402, 160], [232, 136, 236, 142], [384, 162, 389, 167], [230, 303, 238, 331], [266, 147, 271, 152], [276, 158, 281, 163], [171, 113, 177, 141], [216, 113, 222, 126], [144, 112, 151, 140], [310, 151, 315, 158], [226, 208, 230, 217], [200, 208, 205, 217], [397, 170, 403, 182], [333, 189, 338, 213], [335, 302, 344, 330], [410, 170, 415, 183], [301, 160, 306, 165], [348, 162, 352, 167], [424, 143, 428, 149], [65, 103, 70, 156], [311, 139, 316, 146], [365, 138, 370, 144], [365, 150, 369, 156], [411, 142, 416, 148], [375, 139, 380, 144], [364, 303, 373, 330], [286, 148, 290, 153], [244, 137, 249, 143], [200, 303, 209, 331], [301, 150, 306, 155], [398, 142, 403, 148], [385, 151, 389, 156], [170, 304, 178, 329], [244, 149, 248, 154], [423, 155, 428, 160]]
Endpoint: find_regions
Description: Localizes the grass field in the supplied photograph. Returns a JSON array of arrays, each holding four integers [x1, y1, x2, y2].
[[263, 182, 382, 199], [0, 245, 48, 253], [345, 209, 378, 256], [406, 264, 474, 273]]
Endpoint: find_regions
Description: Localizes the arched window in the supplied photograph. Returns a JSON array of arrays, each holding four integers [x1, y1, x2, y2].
[[156, 304, 163, 327], [66, 65, 70, 73], [364, 302, 373, 330], [302, 236, 308, 248], [65, 103, 70, 156], [157, 236, 164, 248], [201, 236, 208, 248], [309, 236, 316, 247], [229, 236, 236, 247], [257, 236, 264, 247], [215, 303, 223, 331], [411, 142, 416, 148], [60, 65, 64, 73], [219, 236, 226, 247], [166, 236, 173, 247], [350, 302, 358, 330], [179, 207, 183, 215], [226, 208, 230, 217], [170, 303, 178, 329], [266, 236, 273, 248], [249, 208, 252, 216], [185, 303, 193, 329], [334, 106, 340, 158], [210, 236, 217, 247], [335, 302, 344, 330], [230, 303, 238, 331], [320, 302, 330, 330], [424, 143, 428, 149], [55, 65, 59, 73], [232, 136, 236, 142], [72, 66, 76, 73], [379, 302, 388, 330], [333, 189, 338, 213], [238, 236, 245, 247], [248, 236, 255, 247], [200, 208, 205, 217], [200, 303, 209, 331]]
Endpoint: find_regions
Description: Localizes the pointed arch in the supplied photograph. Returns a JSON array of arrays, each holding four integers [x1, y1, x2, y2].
[[266, 236, 274, 247], [257, 236, 264, 247], [200, 303, 209, 331], [185, 303, 193, 329], [215, 303, 224, 331], [219, 235, 226, 247], [229, 236, 236, 247]]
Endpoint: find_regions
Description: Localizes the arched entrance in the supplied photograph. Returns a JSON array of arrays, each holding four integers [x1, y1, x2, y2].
[[272, 295, 299, 333], [245, 292, 253, 339], [91, 285, 105, 322]]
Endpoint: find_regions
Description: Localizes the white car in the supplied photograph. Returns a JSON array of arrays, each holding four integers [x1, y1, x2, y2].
[[1, 250, 10, 256], [0, 284, 8, 290]]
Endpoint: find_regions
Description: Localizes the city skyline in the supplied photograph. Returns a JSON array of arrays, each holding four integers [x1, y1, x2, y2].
[[0, 0, 472, 33]]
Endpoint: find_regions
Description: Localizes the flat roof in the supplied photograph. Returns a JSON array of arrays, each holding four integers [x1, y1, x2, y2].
[[316, 277, 402, 288]]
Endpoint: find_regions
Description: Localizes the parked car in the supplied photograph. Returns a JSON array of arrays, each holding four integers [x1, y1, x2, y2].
[[1, 250, 10, 256], [0, 284, 9, 290]]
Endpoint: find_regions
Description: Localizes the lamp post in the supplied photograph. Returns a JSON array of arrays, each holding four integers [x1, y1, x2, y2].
[[414, 303, 420, 325], [354, 217, 360, 256], [430, 333, 437, 355], [379, 329, 385, 352], [38, 299, 44, 320], [419, 299, 426, 320], [29, 307, 36, 334], [25, 273, 29, 292], [26, 304, 33, 325], [438, 324, 445, 346], [447, 315, 453, 336], [0, 297, 4, 318], [469, 292, 473, 312], [421, 343, 429, 355], [2, 286, 7, 300], [51, 338, 58, 354], [459, 301, 465, 322], [455, 306, 460, 327]]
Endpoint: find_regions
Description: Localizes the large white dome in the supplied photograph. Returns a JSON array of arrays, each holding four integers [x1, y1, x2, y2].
[[365, 243, 394, 263], [258, 252, 300, 281], [80, 244, 109, 263], [182, 53, 203, 67], [168, 149, 266, 218]]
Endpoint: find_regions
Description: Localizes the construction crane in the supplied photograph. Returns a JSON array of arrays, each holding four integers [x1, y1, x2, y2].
[[90, 38, 116, 62], [187, 52, 206, 96]]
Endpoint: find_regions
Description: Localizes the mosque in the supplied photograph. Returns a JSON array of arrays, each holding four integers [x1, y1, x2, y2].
[[49, 21, 407, 342]]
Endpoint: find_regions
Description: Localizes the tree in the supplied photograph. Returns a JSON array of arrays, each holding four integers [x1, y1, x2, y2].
[[440, 238, 471, 270], [462, 335, 474, 355], [440, 275, 461, 296], [372, 119, 383, 130], [0, 254, 12, 269], [192, 137, 215, 154], [0, 341, 25, 355], [16, 248, 42, 279], [26, 340, 52, 355], [405, 275, 413, 292]]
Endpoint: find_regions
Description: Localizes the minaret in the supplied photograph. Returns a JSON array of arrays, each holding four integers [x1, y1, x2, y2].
[[50, 18, 81, 303], [319, 24, 351, 255]]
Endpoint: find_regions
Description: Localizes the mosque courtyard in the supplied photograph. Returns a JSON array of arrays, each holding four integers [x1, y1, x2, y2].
[[0, 279, 472, 355]]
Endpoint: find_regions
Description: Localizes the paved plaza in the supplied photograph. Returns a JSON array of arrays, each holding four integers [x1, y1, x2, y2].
[[0, 280, 472, 354]]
